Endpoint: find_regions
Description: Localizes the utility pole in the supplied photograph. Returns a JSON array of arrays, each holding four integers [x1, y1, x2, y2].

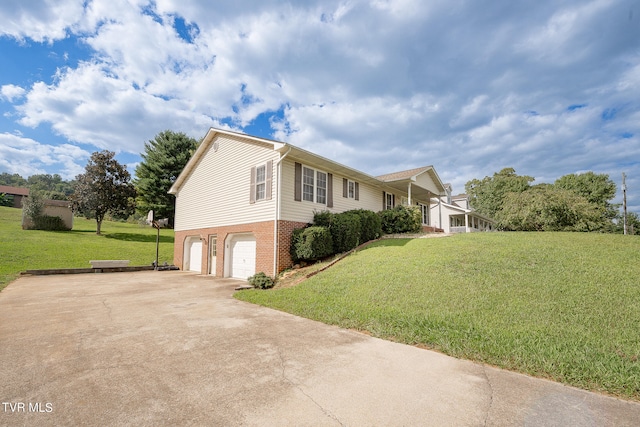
[[622, 173, 628, 235]]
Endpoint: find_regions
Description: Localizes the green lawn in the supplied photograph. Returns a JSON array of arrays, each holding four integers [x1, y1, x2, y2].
[[0, 206, 174, 290], [236, 232, 640, 400]]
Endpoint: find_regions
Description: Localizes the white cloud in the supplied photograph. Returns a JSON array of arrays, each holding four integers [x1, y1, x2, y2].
[[0, 133, 90, 179], [0, 85, 26, 102], [0, 0, 638, 210], [0, 0, 85, 42]]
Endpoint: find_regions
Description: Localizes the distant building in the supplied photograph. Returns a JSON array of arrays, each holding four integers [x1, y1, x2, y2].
[[0, 185, 30, 208]]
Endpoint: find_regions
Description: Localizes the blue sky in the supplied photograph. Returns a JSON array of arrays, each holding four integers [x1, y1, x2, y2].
[[1, 0, 639, 212]]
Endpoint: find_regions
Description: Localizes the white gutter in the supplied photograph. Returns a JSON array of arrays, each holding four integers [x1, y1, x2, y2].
[[273, 147, 292, 277]]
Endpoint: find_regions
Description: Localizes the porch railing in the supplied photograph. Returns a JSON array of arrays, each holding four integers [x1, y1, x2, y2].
[[450, 226, 467, 233]]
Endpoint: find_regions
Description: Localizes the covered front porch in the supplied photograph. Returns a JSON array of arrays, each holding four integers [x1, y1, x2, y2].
[[376, 166, 446, 228], [449, 213, 494, 233]]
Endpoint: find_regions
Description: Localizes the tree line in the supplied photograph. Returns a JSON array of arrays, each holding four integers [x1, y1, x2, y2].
[[465, 168, 638, 234]]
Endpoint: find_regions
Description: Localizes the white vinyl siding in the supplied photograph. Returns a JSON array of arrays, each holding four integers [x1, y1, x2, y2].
[[174, 135, 277, 231], [280, 159, 382, 223], [414, 172, 441, 195]]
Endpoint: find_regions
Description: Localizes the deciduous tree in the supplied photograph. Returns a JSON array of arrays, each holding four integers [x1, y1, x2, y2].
[[497, 186, 603, 231], [554, 172, 617, 220], [72, 151, 136, 235], [465, 168, 534, 217]]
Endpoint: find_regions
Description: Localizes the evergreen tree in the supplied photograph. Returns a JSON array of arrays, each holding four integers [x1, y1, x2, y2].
[[134, 130, 198, 227]]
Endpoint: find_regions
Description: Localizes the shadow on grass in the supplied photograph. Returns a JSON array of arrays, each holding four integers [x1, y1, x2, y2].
[[103, 233, 174, 243]]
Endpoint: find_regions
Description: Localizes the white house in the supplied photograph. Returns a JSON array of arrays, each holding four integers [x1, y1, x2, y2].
[[429, 189, 495, 233], [169, 127, 448, 279]]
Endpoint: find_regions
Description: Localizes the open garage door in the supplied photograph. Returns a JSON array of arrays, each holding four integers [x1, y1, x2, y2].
[[228, 234, 256, 279]]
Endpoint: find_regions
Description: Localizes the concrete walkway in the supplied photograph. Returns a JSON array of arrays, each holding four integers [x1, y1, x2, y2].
[[0, 271, 638, 426]]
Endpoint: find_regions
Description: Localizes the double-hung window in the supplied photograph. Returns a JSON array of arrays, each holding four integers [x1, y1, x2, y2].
[[295, 162, 332, 206], [348, 180, 355, 198], [255, 165, 266, 201], [385, 192, 394, 210], [302, 166, 327, 204], [250, 160, 272, 204], [303, 167, 315, 202]]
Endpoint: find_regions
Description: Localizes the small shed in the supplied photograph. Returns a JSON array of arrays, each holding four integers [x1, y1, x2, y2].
[[21, 199, 74, 230]]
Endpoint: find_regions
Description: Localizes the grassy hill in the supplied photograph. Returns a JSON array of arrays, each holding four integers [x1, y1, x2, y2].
[[0, 206, 174, 290], [237, 232, 640, 400]]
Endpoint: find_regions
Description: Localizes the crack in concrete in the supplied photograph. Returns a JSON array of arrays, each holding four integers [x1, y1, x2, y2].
[[481, 364, 494, 427], [102, 299, 113, 322], [276, 348, 345, 427]]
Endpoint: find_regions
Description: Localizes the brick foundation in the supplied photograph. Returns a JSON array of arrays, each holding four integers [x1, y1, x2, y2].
[[276, 220, 309, 273], [174, 219, 308, 277]]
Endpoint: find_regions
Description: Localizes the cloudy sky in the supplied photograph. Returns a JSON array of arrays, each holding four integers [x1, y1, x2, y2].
[[1, 0, 639, 211]]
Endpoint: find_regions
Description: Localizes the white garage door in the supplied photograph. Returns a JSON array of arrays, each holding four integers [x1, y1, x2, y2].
[[187, 239, 202, 272], [229, 235, 256, 279]]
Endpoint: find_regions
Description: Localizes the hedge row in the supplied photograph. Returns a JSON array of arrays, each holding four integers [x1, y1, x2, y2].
[[291, 209, 383, 262]]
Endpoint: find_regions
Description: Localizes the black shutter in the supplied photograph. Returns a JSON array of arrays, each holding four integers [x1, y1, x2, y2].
[[355, 182, 359, 201], [294, 162, 302, 202], [343, 178, 348, 198]]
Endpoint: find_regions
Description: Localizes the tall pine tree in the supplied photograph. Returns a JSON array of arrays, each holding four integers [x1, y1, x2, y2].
[[134, 130, 198, 227]]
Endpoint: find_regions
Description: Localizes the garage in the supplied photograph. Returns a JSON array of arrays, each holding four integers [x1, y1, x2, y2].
[[227, 234, 256, 279], [184, 237, 202, 273]]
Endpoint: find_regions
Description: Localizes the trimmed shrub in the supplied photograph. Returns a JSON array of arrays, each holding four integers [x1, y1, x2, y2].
[[293, 226, 334, 261], [346, 209, 382, 243], [33, 215, 70, 231], [313, 210, 334, 227], [379, 205, 422, 234], [290, 227, 306, 262], [330, 211, 362, 253], [248, 272, 275, 289]]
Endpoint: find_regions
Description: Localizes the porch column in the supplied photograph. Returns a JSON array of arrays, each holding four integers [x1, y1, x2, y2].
[[407, 182, 412, 205], [465, 213, 469, 232]]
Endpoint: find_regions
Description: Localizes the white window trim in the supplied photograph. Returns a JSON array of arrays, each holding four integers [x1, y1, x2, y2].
[[385, 192, 394, 210], [347, 180, 355, 199], [255, 164, 266, 201], [301, 165, 328, 205]]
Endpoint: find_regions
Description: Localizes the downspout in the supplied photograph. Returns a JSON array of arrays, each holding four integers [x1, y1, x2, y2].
[[273, 147, 292, 277]]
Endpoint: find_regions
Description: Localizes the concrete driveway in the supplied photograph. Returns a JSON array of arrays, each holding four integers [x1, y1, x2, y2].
[[1, 271, 639, 426]]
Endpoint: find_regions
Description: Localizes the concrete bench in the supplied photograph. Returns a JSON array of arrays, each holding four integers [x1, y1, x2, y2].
[[90, 260, 130, 269]]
